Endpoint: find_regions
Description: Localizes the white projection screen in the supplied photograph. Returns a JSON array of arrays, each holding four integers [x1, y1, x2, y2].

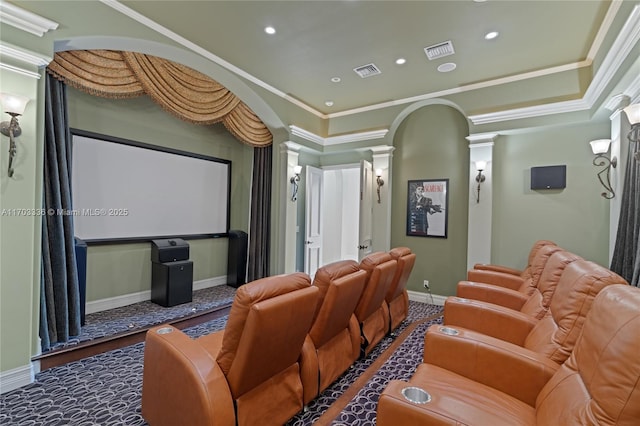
[[71, 130, 230, 242]]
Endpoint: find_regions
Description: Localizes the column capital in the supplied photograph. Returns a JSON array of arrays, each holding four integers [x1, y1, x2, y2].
[[466, 133, 498, 146], [605, 94, 631, 120], [280, 141, 302, 153], [370, 145, 395, 155]]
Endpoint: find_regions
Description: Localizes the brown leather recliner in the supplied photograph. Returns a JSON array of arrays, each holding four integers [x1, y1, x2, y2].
[[456, 249, 581, 318], [141, 272, 319, 426], [472, 239, 556, 277], [377, 284, 640, 425], [299, 260, 367, 404], [386, 247, 416, 331], [442, 260, 626, 364], [466, 242, 562, 292], [355, 251, 397, 356]]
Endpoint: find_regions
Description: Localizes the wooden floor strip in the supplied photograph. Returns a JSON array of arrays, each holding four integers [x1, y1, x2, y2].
[[33, 303, 232, 371], [313, 311, 443, 425]]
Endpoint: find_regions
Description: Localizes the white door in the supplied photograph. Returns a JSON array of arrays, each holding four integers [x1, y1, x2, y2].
[[358, 160, 374, 260], [304, 166, 323, 278]]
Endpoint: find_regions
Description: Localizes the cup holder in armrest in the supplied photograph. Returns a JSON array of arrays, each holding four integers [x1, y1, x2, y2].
[[157, 327, 174, 334], [438, 326, 459, 336], [401, 387, 432, 404]]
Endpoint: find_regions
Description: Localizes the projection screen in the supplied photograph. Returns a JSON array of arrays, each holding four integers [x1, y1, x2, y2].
[[70, 130, 230, 243]]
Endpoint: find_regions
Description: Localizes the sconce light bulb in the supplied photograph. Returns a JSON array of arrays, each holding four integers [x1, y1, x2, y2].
[[623, 103, 640, 126], [0, 93, 30, 178], [589, 139, 611, 155], [0, 93, 30, 116], [375, 168, 383, 177]]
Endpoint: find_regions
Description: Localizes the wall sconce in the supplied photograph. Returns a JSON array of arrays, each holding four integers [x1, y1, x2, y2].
[[474, 160, 486, 203], [589, 139, 617, 199], [375, 169, 384, 203], [0, 93, 30, 178], [290, 165, 302, 201], [623, 104, 640, 162]]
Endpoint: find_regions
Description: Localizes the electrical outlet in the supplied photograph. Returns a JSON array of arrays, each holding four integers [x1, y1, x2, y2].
[[423, 280, 430, 290]]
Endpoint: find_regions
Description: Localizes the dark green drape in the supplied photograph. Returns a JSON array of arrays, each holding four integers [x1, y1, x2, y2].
[[247, 145, 272, 281], [610, 137, 640, 287], [40, 74, 81, 350]]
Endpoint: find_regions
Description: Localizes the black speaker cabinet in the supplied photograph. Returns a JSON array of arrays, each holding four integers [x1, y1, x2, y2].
[[151, 260, 193, 307], [151, 238, 190, 263], [74, 237, 87, 326], [227, 230, 248, 288], [531, 165, 566, 190]]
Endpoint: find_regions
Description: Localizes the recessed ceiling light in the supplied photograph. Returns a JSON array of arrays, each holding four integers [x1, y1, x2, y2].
[[437, 62, 457, 73], [331, 77, 341, 83], [395, 58, 407, 65], [325, 101, 334, 107], [485, 31, 499, 40], [264, 26, 276, 35]]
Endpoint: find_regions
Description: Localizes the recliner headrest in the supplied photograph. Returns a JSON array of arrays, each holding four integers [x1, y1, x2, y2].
[[389, 247, 412, 259]]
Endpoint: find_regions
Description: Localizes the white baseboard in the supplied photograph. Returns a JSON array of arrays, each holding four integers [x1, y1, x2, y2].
[[408, 290, 448, 306], [193, 276, 227, 291], [0, 364, 36, 394], [85, 275, 227, 314]]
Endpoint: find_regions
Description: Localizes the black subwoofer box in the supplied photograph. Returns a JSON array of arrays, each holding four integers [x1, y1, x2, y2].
[[151, 260, 194, 307]]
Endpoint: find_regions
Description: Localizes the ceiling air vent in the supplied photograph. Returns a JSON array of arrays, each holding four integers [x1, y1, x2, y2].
[[353, 63, 382, 78], [424, 40, 455, 60]]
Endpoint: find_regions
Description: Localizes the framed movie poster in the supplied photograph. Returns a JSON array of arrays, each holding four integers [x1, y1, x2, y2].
[[406, 179, 449, 238]]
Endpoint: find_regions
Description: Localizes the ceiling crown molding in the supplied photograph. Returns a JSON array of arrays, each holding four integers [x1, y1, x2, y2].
[[325, 129, 388, 146], [469, 3, 640, 125], [289, 125, 388, 146], [289, 125, 325, 145], [103, 0, 637, 128], [0, 43, 51, 67], [0, 43, 52, 79], [0, 2, 58, 36]]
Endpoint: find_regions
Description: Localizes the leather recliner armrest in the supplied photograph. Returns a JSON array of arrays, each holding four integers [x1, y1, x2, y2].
[[142, 325, 235, 426], [377, 379, 453, 426], [423, 324, 559, 406], [466, 270, 524, 290], [443, 297, 538, 346], [473, 263, 523, 277], [456, 281, 529, 311]]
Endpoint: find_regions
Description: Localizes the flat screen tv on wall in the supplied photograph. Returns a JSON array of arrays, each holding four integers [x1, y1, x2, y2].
[[530, 165, 566, 190], [70, 129, 231, 243]]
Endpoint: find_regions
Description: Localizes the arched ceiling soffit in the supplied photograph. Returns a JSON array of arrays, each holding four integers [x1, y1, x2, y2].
[[388, 98, 469, 145], [47, 50, 273, 147]]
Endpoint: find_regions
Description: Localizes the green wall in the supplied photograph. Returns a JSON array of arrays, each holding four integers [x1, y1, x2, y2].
[[492, 121, 611, 269], [388, 104, 611, 297], [66, 88, 254, 301], [0, 68, 43, 371], [390, 105, 470, 296]]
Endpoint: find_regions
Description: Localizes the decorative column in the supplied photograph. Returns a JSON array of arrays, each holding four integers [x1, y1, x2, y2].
[[371, 145, 394, 251], [279, 141, 301, 273], [603, 94, 631, 263], [465, 133, 497, 270]]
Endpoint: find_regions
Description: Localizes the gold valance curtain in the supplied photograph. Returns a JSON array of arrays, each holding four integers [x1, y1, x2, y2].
[[47, 50, 272, 147]]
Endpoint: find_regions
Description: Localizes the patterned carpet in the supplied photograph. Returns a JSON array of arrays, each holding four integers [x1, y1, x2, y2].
[[46, 285, 238, 352], [1, 300, 443, 425]]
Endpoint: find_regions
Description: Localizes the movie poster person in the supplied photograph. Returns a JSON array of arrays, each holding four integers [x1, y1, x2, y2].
[[406, 179, 448, 238]]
